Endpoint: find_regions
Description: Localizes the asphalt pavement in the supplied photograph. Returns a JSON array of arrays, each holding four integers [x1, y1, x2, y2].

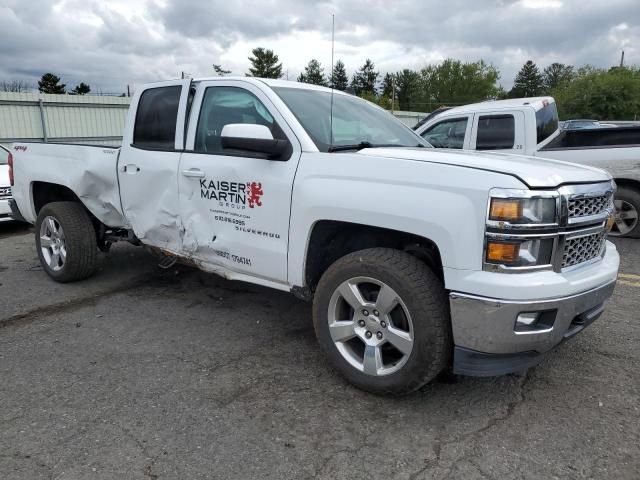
[[1, 221, 639, 480]]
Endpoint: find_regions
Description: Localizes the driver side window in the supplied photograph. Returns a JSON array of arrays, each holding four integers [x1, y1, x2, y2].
[[421, 117, 468, 149], [195, 87, 286, 155]]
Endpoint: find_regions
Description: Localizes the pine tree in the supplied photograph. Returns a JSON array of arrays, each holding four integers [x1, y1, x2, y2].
[[395, 69, 421, 111], [38, 73, 66, 94], [213, 64, 231, 76], [510, 60, 544, 97], [382, 73, 395, 98], [298, 59, 327, 86], [71, 83, 91, 95], [351, 59, 378, 95], [331, 60, 348, 90], [246, 48, 283, 79], [543, 63, 574, 92]]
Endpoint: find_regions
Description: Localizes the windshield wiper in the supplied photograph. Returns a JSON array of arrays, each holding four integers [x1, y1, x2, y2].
[[328, 141, 374, 152], [328, 142, 427, 152], [328, 142, 428, 152]]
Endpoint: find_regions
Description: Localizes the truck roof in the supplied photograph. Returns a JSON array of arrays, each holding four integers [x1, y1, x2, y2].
[[189, 76, 351, 96], [441, 96, 555, 116]]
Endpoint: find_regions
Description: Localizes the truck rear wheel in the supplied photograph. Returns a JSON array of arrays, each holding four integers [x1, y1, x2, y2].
[[611, 186, 640, 238], [312, 248, 451, 395], [35, 202, 98, 282]]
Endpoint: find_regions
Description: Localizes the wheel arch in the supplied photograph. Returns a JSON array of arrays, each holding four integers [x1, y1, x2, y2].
[[613, 177, 640, 192], [302, 220, 444, 294], [31, 181, 83, 215]]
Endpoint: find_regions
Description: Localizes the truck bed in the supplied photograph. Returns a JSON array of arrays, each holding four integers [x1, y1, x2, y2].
[[542, 126, 640, 149], [535, 127, 640, 181], [11, 142, 128, 227]]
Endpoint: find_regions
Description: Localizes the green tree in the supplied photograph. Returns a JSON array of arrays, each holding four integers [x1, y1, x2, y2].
[[331, 60, 349, 90], [71, 82, 91, 95], [418, 59, 500, 108], [381, 73, 395, 98], [359, 90, 392, 110], [510, 60, 544, 97], [38, 73, 66, 94], [213, 64, 231, 76], [552, 66, 640, 120], [246, 48, 283, 78], [351, 59, 378, 95], [395, 69, 422, 111], [298, 59, 327, 86], [543, 63, 574, 92]]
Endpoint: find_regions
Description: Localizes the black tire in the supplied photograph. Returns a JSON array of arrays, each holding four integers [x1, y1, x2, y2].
[[612, 186, 640, 238], [312, 248, 451, 395], [35, 202, 98, 282]]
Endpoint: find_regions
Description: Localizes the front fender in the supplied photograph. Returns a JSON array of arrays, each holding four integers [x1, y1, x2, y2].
[[287, 152, 527, 288]]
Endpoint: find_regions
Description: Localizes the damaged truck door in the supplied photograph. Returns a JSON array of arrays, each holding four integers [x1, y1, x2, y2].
[[178, 81, 300, 283], [119, 79, 192, 251]]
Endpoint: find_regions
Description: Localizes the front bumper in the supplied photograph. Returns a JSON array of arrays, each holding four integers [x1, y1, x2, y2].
[[450, 279, 616, 376]]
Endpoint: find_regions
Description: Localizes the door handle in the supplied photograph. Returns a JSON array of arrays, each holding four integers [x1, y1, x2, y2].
[[123, 164, 140, 174], [182, 169, 205, 178]]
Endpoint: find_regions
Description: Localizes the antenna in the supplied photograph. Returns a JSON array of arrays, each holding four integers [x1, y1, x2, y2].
[[330, 14, 335, 147]]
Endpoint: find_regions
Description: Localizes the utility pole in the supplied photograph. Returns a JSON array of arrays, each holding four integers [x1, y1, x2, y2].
[[391, 76, 396, 114], [620, 50, 625, 68]]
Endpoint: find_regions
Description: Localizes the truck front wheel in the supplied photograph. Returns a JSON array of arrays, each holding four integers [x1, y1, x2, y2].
[[312, 248, 451, 395], [35, 202, 98, 283], [611, 186, 640, 238]]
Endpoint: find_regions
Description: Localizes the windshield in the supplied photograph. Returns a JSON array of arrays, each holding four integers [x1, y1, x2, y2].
[[273, 87, 429, 152], [0, 147, 8, 165]]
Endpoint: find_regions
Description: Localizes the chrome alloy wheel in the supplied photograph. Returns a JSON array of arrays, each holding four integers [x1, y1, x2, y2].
[[39, 216, 67, 271], [327, 276, 414, 376], [610, 199, 639, 236]]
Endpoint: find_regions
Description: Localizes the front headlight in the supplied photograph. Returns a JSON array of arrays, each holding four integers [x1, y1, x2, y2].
[[484, 189, 560, 272], [488, 197, 557, 225], [485, 237, 554, 268]]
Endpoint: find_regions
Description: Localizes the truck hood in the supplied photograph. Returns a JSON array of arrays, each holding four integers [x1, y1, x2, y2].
[[359, 148, 611, 188]]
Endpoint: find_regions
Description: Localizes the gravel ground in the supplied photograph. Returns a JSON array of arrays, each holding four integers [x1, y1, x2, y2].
[[1, 222, 639, 480]]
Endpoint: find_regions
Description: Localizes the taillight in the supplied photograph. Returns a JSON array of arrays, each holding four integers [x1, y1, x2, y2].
[[8, 152, 14, 186]]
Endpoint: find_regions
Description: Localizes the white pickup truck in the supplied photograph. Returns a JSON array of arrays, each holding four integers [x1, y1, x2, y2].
[[9, 78, 619, 394], [415, 97, 640, 237]]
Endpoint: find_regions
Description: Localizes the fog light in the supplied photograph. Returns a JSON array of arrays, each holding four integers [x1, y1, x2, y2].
[[516, 312, 539, 326], [515, 310, 557, 333]]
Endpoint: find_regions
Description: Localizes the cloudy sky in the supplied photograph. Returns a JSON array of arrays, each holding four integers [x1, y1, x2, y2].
[[0, 0, 638, 94]]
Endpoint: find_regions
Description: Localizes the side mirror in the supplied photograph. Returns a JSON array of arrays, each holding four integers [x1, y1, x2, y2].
[[220, 124, 290, 160]]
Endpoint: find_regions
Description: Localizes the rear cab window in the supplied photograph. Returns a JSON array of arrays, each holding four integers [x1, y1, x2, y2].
[[536, 101, 559, 144], [476, 115, 515, 150], [133, 86, 182, 150]]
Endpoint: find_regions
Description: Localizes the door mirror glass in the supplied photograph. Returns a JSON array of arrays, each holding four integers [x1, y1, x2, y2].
[[221, 123, 289, 159]]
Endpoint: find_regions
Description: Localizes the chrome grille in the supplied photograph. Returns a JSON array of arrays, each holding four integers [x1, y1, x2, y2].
[[0, 186, 11, 198], [568, 194, 610, 219], [562, 231, 606, 268]]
